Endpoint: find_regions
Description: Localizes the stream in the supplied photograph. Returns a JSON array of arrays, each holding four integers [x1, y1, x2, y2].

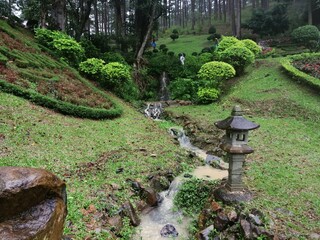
[[133, 127, 228, 239]]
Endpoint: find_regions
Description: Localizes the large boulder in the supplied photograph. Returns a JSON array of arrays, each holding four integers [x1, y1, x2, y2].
[[0, 167, 67, 240]]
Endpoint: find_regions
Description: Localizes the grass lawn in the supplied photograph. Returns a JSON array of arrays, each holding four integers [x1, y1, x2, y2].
[[156, 34, 212, 56], [166, 58, 320, 237]]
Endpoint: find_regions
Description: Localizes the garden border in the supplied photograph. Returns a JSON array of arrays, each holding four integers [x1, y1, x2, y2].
[[281, 53, 320, 90]]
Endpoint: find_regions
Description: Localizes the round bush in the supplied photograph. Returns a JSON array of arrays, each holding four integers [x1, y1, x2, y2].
[[101, 62, 131, 87], [101, 62, 138, 101], [292, 25, 320, 44], [208, 25, 216, 34], [240, 39, 262, 56], [102, 52, 126, 64], [169, 78, 198, 101], [197, 61, 236, 88], [79, 58, 105, 80], [217, 36, 240, 52], [198, 53, 213, 64], [53, 38, 84, 66], [219, 46, 255, 74], [197, 87, 220, 104]]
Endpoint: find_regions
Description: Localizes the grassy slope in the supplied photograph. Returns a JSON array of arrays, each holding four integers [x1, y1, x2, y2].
[[0, 91, 193, 239], [166, 58, 320, 236]]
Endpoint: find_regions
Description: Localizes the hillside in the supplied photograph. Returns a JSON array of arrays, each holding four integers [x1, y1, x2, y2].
[[167, 58, 320, 237], [0, 20, 121, 119]]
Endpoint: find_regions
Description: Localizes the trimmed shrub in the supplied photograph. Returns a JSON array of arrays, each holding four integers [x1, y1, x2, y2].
[[102, 52, 127, 64], [35, 28, 69, 48], [101, 62, 138, 101], [79, 58, 105, 80], [197, 61, 236, 88], [53, 38, 84, 66], [198, 53, 214, 65], [219, 46, 255, 75], [291, 25, 320, 50], [217, 36, 240, 52], [197, 87, 220, 104], [241, 39, 262, 56], [170, 29, 179, 41]]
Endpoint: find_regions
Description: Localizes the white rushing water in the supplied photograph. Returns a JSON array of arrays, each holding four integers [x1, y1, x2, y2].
[[133, 127, 228, 239]]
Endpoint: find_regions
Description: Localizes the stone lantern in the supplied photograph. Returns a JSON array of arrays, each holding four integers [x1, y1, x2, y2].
[[214, 105, 259, 201]]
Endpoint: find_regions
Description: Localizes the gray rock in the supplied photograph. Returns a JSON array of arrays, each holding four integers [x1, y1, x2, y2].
[[121, 201, 140, 227], [160, 224, 178, 238], [249, 213, 262, 226], [310, 233, 320, 239], [199, 225, 214, 240], [240, 219, 253, 239], [214, 211, 229, 231]]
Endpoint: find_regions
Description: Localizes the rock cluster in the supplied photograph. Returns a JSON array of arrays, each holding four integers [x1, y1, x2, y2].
[[0, 166, 67, 240], [197, 200, 280, 240]]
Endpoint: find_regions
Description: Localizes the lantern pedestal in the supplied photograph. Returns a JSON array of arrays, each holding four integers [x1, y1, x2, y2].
[[214, 105, 259, 204], [213, 185, 253, 205]]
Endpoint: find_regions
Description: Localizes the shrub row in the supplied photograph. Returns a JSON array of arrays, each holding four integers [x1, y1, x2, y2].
[[281, 53, 320, 90], [0, 78, 123, 119]]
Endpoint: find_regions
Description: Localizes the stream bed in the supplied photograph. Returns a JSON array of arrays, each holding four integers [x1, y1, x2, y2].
[[133, 127, 228, 239]]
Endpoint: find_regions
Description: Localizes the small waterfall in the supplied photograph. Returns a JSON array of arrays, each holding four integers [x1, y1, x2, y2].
[[159, 72, 170, 101], [134, 127, 228, 239], [144, 102, 163, 120]]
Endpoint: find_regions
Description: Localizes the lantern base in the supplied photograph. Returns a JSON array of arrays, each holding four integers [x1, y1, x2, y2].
[[213, 185, 253, 205]]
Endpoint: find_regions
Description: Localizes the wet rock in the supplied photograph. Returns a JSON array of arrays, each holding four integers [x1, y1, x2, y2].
[[0, 166, 67, 240], [142, 188, 158, 206], [198, 225, 214, 240], [240, 219, 253, 239], [120, 201, 140, 227], [214, 211, 229, 231], [107, 215, 123, 233], [198, 209, 211, 230], [160, 224, 179, 238], [150, 175, 170, 192], [131, 181, 142, 192]]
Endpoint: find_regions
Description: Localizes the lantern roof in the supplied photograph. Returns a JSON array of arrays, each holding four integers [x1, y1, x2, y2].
[[215, 105, 260, 131]]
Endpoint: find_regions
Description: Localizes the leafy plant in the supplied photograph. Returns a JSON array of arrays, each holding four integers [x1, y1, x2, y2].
[[197, 87, 220, 104], [217, 36, 240, 52], [53, 38, 84, 66], [291, 25, 320, 51], [79, 58, 105, 80], [208, 25, 216, 34], [174, 178, 218, 215], [219, 46, 255, 75], [197, 61, 236, 88], [101, 62, 138, 101], [169, 78, 198, 101], [241, 39, 262, 56], [170, 29, 179, 41]]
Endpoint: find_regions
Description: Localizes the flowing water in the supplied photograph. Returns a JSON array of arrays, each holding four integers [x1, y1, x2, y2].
[[133, 127, 228, 239]]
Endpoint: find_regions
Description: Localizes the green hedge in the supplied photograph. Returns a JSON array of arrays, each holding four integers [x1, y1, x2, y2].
[[281, 53, 320, 90], [0, 52, 8, 64], [0, 78, 123, 119]]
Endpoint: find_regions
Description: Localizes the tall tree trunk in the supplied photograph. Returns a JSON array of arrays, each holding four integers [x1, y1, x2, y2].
[[135, 3, 157, 88], [51, 0, 66, 30], [93, 0, 99, 34], [308, 0, 312, 24], [235, 0, 241, 37], [208, 0, 212, 25], [191, 0, 196, 30], [223, 0, 226, 22], [229, 0, 236, 36], [214, 0, 218, 20]]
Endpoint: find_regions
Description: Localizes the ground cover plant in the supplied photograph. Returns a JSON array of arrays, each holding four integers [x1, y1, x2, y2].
[[0, 20, 121, 119], [166, 58, 320, 237]]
